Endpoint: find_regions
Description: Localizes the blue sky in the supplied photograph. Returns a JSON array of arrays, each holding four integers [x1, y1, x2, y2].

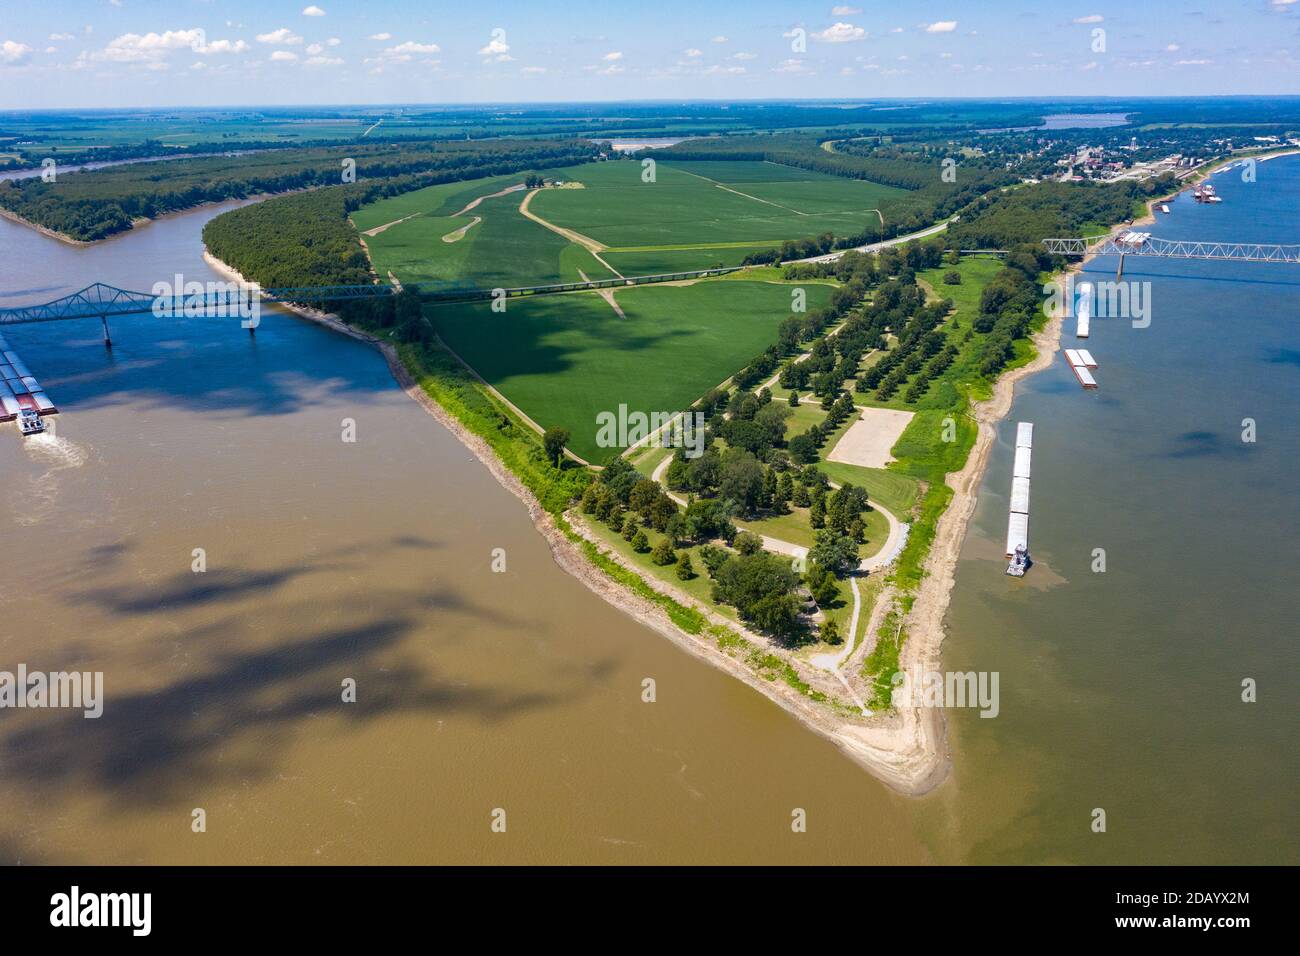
[[1, 0, 1298, 108]]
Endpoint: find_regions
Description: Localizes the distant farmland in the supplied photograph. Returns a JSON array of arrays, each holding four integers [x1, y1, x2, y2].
[[430, 279, 834, 461]]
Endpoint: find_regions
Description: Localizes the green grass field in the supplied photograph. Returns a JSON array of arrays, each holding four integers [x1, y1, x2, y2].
[[349, 174, 522, 232], [430, 279, 832, 461], [363, 185, 615, 289], [528, 160, 906, 263]]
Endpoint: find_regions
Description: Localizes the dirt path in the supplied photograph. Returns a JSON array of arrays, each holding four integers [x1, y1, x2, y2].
[[362, 212, 421, 238], [362, 182, 525, 238], [579, 270, 626, 317], [442, 216, 481, 243], [673, 166, 808, 215], [517, 188, 626, 278]]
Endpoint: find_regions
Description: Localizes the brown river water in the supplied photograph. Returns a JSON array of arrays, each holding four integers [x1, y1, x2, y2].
[[0, 203, 931, 864]]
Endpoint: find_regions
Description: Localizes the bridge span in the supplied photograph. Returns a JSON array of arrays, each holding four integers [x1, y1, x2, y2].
[[1043, 234, 1300, 278]]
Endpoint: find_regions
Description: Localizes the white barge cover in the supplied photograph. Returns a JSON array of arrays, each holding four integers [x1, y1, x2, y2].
[[1010, 476, 1031, 515], [1015, 421, 1034, 449], [1064, 348, 1084, 367], [1075, 284, 1092, 338], [0, 381, 19, 419], [1077, 349, 1097, 368], [1071, 364, 1099, 389], [1006, 512, 1029, 558], [1013, 445, 1032, 480], [30, 391, 56, 413]]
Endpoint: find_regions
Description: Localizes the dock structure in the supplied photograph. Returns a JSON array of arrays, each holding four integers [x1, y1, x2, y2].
[[1006, 421, 1033, 575], [0, 334, 57, 423]]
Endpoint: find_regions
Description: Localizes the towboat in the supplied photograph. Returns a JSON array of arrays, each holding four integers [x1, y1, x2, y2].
[[17, 407, 45, 435]]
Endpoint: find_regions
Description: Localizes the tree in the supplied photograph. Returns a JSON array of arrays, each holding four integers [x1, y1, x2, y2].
[[718, 448, 765, 515], [819, 619, 842, 645], [542, 426, 570, 466], [810, 496, 826, 529], [622, 513, 639, 541], [631, 530, 650, 553], [651, 538, 676, 566], [734, 531, 764, 556], [942, 270, 962, 285], [629, 478, 662, 515], [675, 551, 695, 581], [808, 529, 859, 575]]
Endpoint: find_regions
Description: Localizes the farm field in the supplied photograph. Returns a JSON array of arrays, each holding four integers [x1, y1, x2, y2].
[[527, 159, 907, 263], [430, 279, 833, 461], [348, 173, 522, 232], [363, 185, 615, 289]]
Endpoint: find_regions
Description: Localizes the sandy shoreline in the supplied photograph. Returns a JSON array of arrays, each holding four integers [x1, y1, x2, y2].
[[0, 207, 88, 246]]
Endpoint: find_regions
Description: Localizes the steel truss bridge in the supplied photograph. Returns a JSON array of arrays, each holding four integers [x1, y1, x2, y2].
[[1043, 236, 1300, 265], [0, 267, 744, 330]]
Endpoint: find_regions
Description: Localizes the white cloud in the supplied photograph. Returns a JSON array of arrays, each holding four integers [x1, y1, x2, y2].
[[1166, 43, 1181, 52], [45, 46, 57, 54], [202, 39, 249, 55], [732, 51, 756, 60], [92, 29, 228, 64], [1073, 15, 1104, 24], [705, 64, 746, 75], [924, 21, 957, 33], [270, 50, 299, 62], [596, 62, 624, 75], [327, 38, 341, 46], [479, 37, 509, 56], [368, 33, 392, 41], [711, 35, 728, 43], [306, 43, 323, 55], [813, 22, 868, 43], [832, 5, 863, 13], [1176, 58, 1212, 65], [302, 5, 326, 16], [388, 41, 440, 55], [521, 65, 547, 73], [257, 28, 304, 46], [774, 58, 808, 72], [602, 51, 623, 61], [1, 41, 34, 65], [49, 33, 75, 41], [683, 48, 702, 57], [305, 55, 342, 66]]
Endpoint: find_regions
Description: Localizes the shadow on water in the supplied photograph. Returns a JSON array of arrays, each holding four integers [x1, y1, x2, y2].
[[0, 306, 399, 420], [0, 535, 619, 820]]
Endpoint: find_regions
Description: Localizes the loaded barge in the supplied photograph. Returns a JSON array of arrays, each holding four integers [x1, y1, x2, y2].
[[0, 333, 58, 432], [1006, 421, 1034, 576]]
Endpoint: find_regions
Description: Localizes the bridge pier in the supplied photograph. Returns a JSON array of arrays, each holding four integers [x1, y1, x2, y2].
[[1116, 252, 1125, 281], [100, 315, 112, 349]]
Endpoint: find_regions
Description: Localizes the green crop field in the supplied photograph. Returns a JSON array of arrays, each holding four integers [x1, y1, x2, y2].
[[362, 183, 615, 289], [354, 158, 905, 285], [527, 159, 906, 253], [430, 279, 833, 461], [348, 173, 522, 232]]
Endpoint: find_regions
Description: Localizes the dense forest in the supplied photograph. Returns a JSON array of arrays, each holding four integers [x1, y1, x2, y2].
[[945, 176, 1176, 249], [0, 138, 599, 241]]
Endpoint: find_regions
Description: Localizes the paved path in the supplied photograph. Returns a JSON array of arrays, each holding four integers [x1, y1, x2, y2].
[[790, 217, 956, 265]]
